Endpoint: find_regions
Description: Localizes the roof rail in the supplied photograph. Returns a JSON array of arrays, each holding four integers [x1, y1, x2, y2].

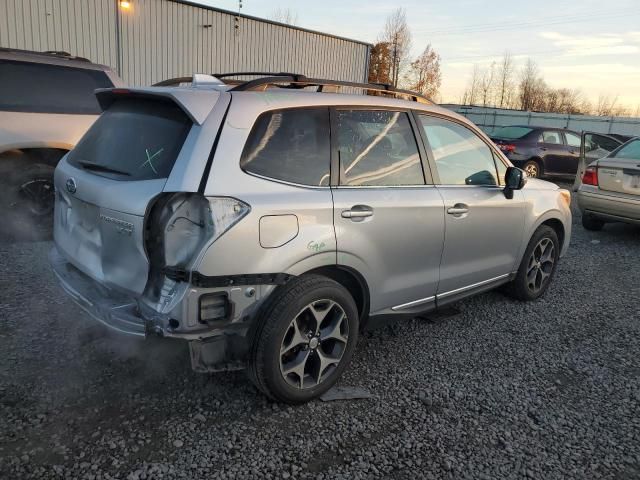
[[216, 72, 433, 104], [0, 47, 90, 62], [43, 50, 90, 62], [152, 74, 224, 87], [152, 76, 194, 87]]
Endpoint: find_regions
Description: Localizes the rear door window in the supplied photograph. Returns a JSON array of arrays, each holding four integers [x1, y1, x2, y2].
[[565, 132, 581, 148], [540, 131, 562, 145], [68, 98, 192, 180], [336, 110, 424, 186], [0, 60, 113, 114], [240, 108, 331, 187]]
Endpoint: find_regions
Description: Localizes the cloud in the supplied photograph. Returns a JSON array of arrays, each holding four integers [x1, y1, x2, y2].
[[540, 31, 640, 56]]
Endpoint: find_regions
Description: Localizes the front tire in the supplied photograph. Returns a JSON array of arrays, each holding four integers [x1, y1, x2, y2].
[[248, 275, 359, 404], [506, 225, 560, 301]]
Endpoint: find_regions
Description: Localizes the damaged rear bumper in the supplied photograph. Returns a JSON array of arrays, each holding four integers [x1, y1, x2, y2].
[[49, 246, 283, 371], [50, 246, 149, 336]]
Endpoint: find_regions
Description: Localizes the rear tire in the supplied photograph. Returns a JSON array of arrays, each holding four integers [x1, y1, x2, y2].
[[248, 275, 359, 404], [582, 214, 605, 231], [506, 225, 559, 301], [0, 153, 55, 241], [523, 160, 542, 178]]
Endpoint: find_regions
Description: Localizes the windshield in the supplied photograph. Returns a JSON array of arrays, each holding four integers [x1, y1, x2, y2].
[[68, 97, 192, 180], [492, 126, 533, 139], [611, 139, 640, 161]]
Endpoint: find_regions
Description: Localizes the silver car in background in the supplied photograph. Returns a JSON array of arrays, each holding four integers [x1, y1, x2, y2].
[[0, 48, 122, 240], [50, 73, 572, 403], [576, 135, 640, 230]]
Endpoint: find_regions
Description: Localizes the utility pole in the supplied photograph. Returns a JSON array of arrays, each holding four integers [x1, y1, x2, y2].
[[392, 32, 398, 87]]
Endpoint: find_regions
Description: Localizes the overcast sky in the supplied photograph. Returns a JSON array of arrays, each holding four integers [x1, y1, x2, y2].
[[194, 0, 640, 109]]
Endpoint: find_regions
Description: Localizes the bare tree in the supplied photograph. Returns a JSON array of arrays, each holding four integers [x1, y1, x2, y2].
[[271, 8, 298, 25], [405, 44, 441, 99], [462, 65, 481, 105], [594, 94, 629, 116], [595, 94, 615, 116], [479, 62, 496, 106], [496, 52, 515, 108], [368, 42, 393, 84], [518, 59, 547, 111], [555, 88, 584, 114], [381, 8, 412, 87]]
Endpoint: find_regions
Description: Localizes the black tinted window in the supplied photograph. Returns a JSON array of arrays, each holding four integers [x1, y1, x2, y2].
[[585, 134, 622, 160], [240, 108, 330, 186], [68, 98, 192, 180], [492, 126, 533, 139], [419, 115, 498, 186], [337, 110, 424, 186], [0, 60, 113, 114]]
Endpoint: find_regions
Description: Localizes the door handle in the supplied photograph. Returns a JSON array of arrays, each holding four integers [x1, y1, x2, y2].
[[341, 210, 373, 218], [447, 204, 469, 216], [341, 205, 373, 220], [540, 147, 548, 151]]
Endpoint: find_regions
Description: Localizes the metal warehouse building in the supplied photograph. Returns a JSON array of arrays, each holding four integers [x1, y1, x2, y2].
[[0, 0, 371, 86]]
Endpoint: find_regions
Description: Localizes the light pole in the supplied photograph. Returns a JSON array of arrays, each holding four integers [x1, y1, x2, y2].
[[115, 0, 131, 76]]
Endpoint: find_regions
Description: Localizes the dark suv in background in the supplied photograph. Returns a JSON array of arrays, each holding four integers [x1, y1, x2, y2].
[[0, 48, 122, 240], [490, 126, 581, 178]]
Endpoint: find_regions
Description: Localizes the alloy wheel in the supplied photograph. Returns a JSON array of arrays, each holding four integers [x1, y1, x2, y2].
[[526, 237, 555, 294], [524, 163, 539, 178], [279, 299, 349, 389]]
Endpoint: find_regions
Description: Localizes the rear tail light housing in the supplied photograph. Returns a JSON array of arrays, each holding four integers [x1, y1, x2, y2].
[[499, 144, 516, 153], [582, 166, 598, 186], [143, 193, 250, 299]]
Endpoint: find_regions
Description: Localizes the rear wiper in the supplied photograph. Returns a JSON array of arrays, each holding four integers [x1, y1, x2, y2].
[[77, 161, 131, 176]]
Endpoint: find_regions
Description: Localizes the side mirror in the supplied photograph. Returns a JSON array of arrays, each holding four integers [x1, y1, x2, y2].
[[504, 167, 527, 199]]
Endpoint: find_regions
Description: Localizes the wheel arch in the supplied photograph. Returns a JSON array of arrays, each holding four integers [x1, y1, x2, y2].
[[525, 210, 571, 259], [302, 265, 370, 326], [541, 217, 565, 250], [1, 144, 71, 168]]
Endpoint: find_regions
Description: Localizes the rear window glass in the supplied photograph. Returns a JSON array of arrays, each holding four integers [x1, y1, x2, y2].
[[0, 60, 113, 114], [240, 108, 331, 186], [612, 139, 640, 161], [492, 126, 533, 139], [68, 98, 192, 180]]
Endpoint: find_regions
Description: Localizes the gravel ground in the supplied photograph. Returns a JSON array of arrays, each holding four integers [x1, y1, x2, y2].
[[1, 190, 639, 480]]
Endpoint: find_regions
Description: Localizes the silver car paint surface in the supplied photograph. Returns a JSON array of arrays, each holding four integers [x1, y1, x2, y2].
[[51, 85, 572, 352]]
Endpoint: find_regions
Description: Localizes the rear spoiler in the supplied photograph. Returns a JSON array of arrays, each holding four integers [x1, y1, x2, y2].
[[94, 87, 221, 125]]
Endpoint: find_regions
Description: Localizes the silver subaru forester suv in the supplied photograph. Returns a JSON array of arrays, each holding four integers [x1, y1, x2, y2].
[[50, 73, 572, 403]]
